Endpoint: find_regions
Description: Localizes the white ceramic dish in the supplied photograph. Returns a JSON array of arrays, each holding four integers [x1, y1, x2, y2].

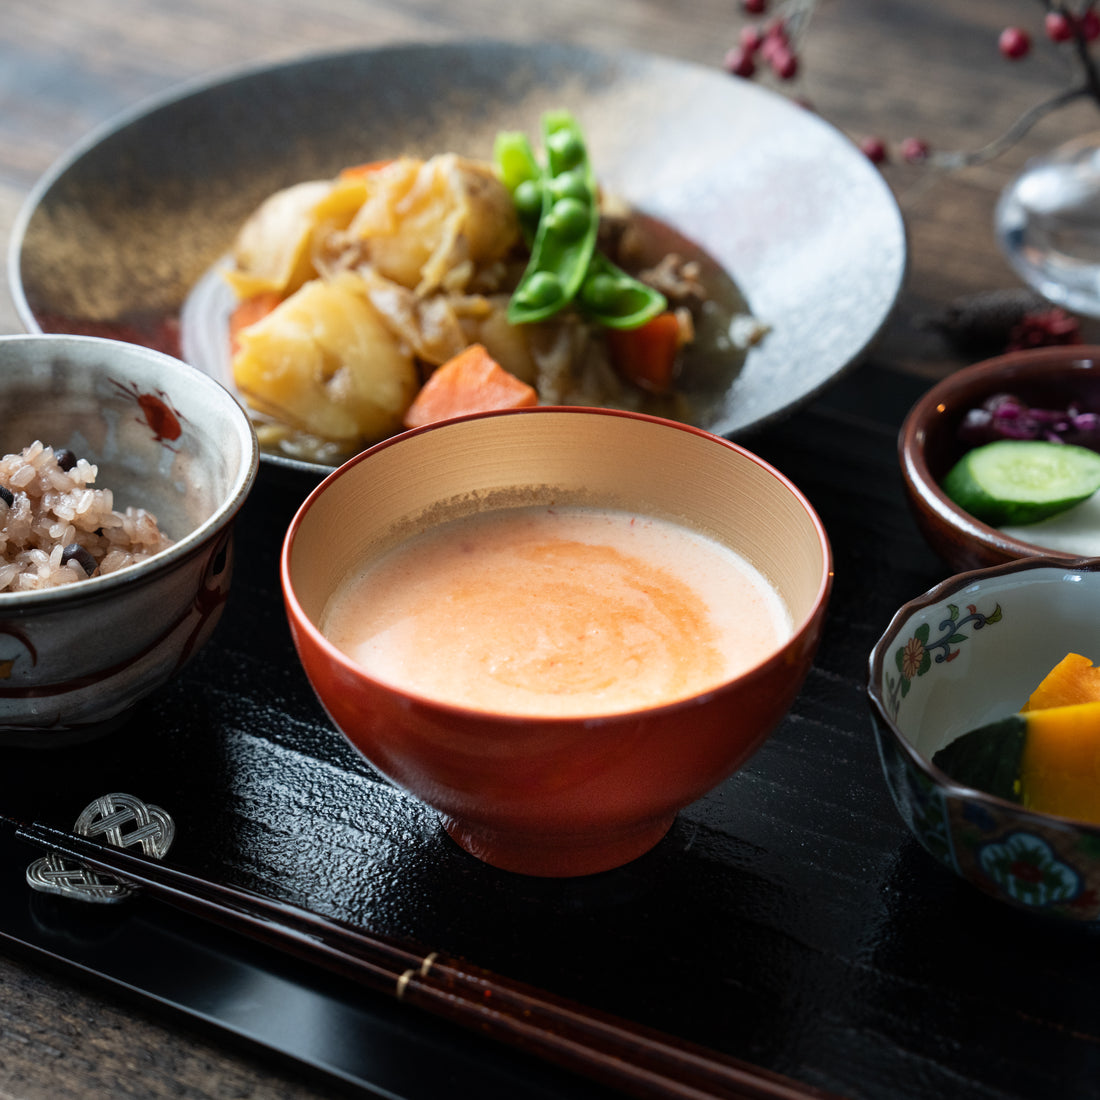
[[10, 40, 906, 478]]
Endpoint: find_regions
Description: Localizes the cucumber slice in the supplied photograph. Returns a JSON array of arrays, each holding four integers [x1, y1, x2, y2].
[[942, 439, 1100, 526]]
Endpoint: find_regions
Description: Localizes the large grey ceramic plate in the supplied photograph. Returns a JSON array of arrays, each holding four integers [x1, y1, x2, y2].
[[9, 39, 906, 478]]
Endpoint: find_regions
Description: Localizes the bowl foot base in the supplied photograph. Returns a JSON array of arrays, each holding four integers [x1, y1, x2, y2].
[[0, 711, 132, 748], [441, 814, 677, 878]]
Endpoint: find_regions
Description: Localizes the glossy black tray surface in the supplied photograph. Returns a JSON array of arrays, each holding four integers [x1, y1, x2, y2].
[[2, 364, 1098, 1100]]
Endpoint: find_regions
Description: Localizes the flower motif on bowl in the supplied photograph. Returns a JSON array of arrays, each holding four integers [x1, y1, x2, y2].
[[884, 600, 1002, 720], [978, 831, 1081, 907]]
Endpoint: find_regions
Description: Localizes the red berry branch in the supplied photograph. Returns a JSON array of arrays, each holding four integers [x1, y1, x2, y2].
[[723, 0, 810, 86], [722, 1, 1100, 353], [724, 0, 1100, 172]]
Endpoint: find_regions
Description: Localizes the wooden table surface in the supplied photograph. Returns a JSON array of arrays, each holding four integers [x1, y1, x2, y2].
[[1, 2, 1098, 1097]]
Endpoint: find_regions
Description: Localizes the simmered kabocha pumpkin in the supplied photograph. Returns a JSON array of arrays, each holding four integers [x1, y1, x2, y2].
[[933, 654, 1100, 824], [1022, 652, 1100, 711]]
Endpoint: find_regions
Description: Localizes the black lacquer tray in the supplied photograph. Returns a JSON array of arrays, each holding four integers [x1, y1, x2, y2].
[[2, 365, 1099, 1100]]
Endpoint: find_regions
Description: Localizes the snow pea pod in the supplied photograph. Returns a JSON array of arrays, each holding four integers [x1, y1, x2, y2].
[[578, 252, 668, 330], [506, 110, 599, 325], [492, 130, 542, 243]]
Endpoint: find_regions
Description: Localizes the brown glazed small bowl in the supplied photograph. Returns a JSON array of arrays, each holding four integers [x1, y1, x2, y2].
[[899, 345, 1100, 572], [0, 334, 258, 744], [282, 408, 832, 877]]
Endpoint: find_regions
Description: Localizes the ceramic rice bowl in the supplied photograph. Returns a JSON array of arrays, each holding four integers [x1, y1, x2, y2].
[[0, 334, 258, 743]]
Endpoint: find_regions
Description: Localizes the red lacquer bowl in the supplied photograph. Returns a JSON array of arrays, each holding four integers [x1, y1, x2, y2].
[[281, 408, 832, 877]]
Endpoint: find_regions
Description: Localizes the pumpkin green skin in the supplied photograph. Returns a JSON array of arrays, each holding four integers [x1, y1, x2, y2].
[[932, 717, 1027, 803]]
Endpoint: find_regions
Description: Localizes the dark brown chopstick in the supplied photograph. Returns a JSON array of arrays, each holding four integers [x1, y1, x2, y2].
[[10, 816, 840, 1100]]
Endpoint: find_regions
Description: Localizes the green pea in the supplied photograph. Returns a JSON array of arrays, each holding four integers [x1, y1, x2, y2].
[[515, 270, 563, 310], [546, 197, 591, 241], [548, 169, 589, 203], [513, 179, 544, 222], [581, 272, 629, 313], [546, 128, 585, 171], [578, 252, 669, 329]]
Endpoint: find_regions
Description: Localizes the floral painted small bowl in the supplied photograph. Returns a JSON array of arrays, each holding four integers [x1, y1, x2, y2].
[[868, 557, 1100, 923], [0, 333, 258, 743]]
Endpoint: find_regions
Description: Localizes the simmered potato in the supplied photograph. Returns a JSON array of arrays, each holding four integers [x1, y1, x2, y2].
[[224, 179, 334, 300], [355, 266, 470, 366], [458, 294, 539, 385], [232, 273, 419, 444], [224, 153, 528, 455], [337, 155, 520, 294]]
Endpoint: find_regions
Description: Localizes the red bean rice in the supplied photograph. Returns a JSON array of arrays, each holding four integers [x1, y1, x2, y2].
[[0, 441, 173, 592]]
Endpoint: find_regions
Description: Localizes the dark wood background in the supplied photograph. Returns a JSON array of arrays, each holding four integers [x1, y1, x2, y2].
[[2, 1, 1099, 1097]]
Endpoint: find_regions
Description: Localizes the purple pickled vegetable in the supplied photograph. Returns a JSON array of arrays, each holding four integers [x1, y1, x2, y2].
[[957, 393, 1100, 451]]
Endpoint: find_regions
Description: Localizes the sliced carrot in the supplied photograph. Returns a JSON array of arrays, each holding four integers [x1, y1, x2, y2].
[[229, 291, 283, 354], [605, 311, 683, 394], [403, 344, 538, 429], [338, 159, 394, 180]]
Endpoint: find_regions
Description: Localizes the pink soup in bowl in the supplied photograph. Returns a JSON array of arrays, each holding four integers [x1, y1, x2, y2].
[[281, 408, 832, 877]]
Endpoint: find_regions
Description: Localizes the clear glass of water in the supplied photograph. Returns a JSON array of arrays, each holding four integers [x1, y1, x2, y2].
[[996, 132, 1100, 318]]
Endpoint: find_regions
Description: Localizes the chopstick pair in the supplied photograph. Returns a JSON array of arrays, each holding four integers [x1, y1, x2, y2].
[[8, 814, 838, 1100]]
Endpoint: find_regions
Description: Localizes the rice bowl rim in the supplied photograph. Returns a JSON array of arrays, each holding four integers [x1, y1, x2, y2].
[[0, 333, 260, 609]]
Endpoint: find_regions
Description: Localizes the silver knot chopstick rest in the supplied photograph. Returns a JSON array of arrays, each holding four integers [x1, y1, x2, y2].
[[25, 792, 175, 904]]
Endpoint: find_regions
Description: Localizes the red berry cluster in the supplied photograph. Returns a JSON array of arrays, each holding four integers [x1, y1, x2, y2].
[[724, 0, 931, 167], [726, 1, 1100, 171], [1007, 307, 1081, 351], [999, 5, 1100, 60], [858, 136, 930, 167], [723, 4, 798, 82]]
